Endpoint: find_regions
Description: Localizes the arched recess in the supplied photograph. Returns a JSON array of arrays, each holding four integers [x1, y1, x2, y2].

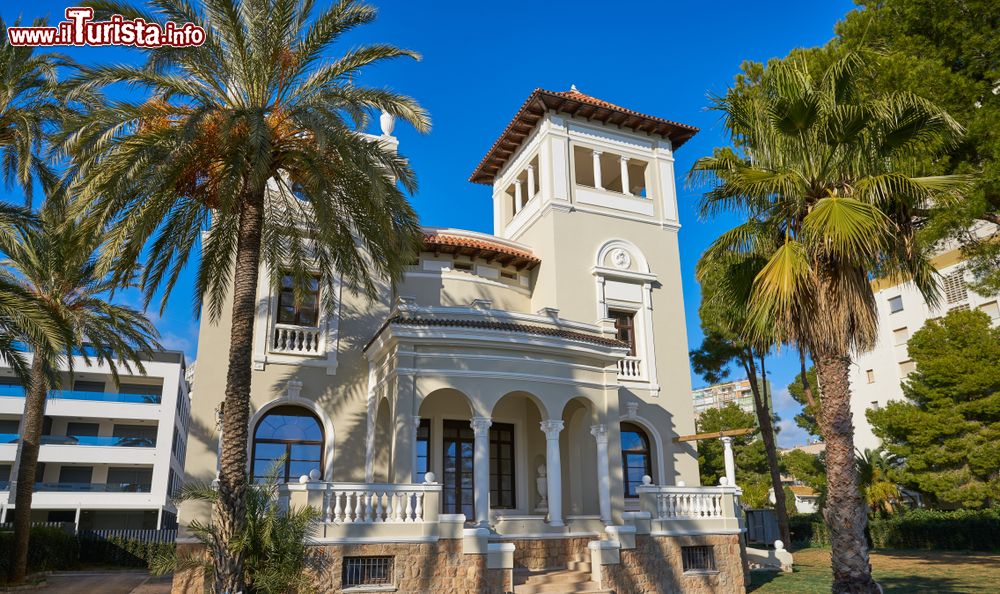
[[595, 238, 650, 274], [618, 412, 665, 487], [248, 396, 335, 482], [491, 391, 548, 512], [560, 397, 600, 516], [417, 388, 475, 517], [372, 396, 393, 483]]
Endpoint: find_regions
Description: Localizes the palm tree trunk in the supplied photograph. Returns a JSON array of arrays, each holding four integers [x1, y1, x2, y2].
[[814, 352, 878, 594], [744, 353, 791, 545], [9, 356, 48, 583], [213, 194, 264, 594], [799, 348, 816, 407]]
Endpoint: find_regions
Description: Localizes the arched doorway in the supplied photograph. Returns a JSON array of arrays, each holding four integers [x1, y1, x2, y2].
[[418, 389, 475, 517], [251, 405, 324, 483]]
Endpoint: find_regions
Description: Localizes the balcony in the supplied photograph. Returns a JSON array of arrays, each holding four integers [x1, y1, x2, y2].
[[271, 323, 324, 356], [617, 356, 644, 380], [634, 483, 744, 536], [0, 434, 155, 448], [0, 385, 161, 404], [31, 482, 152, 493]]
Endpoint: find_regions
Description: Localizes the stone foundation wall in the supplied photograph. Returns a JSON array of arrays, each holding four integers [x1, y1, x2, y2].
[[600, 533, 747, 594], [502, 536, 591, 570], [170, 540, 510, 594]]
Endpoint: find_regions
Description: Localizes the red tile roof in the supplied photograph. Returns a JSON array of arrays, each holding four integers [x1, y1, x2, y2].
[[470, 88, 699, 184], [422, 229, 540, 270]]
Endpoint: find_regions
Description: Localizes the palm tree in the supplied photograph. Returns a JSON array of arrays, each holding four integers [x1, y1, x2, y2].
[[3, 197, 160, 583], [0, 18, 66, 204], [856, 448, 899, 516], [61, 1, 429, 590], [691, 255, 792, 545], [692, 51, 969, 592]]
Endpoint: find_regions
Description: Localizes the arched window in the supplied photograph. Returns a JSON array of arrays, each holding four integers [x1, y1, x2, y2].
[[252, 406, 323, 483], [620, 422, 652, 498]]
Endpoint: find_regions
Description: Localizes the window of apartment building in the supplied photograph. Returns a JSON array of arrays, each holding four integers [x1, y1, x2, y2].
[[871, 401, 881, 411], [66, 422, 99, 437], [58, 465, 93, 485], [414, 419, 430, 482], [899, 360, 916, 376], [107, 467, 153, 492], [866, 369, 875, 384], [0, 419, 19, 437], [0, 465, 10, 486], [73, 380, 105, 393], [171, 428, 180, 455], [113, 424, 157, 447], [892, 327, 909, 346], [251, 406, 324, 483], [609, 309, 637, 356], [888, 296, 904, 314], [943, 270, 968, 304], [489, 423, 516, 509], [276, 274, 320, 327], [621, 422, 652, 498], [979, 301, 1000, 320], [119, 382, 162, 403]]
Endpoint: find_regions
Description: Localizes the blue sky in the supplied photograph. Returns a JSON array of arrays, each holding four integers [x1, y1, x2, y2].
[[2, 0, 859, 446]]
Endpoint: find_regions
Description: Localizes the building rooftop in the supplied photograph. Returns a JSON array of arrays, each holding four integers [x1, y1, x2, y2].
[[469, 87, 699, 184], [421, 227, 540, 270]]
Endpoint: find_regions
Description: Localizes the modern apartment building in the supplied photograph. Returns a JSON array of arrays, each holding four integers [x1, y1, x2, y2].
[[849, 223, 1000, 451], [691, 378, 771, 418], [175, 88, 748, 593], [0, 349, 191, 530]]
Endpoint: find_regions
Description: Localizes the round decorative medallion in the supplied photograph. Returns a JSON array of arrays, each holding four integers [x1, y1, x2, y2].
[[610, 248, 631, 269]]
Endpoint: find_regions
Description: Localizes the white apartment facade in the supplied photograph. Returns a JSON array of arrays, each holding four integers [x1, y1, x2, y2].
[[175, 88, 749, 594], [849, 225, 1000, 451], [691, 378, 769, 418], [0, 349, 191, 530]]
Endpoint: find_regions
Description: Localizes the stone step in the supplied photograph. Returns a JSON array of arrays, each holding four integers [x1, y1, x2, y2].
[[513, 582, 610, 594], [519, 571, 592, 585], [514, 569, 609, 594], [566, 560, 592, 572]]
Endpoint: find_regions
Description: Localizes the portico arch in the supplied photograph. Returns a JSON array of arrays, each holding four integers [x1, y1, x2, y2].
[[560, 397, 601, 519], [248, 394, 335, 482]]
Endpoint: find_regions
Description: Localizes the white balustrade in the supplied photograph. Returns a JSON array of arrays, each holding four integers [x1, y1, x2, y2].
[[323, 483, 436, 524], [617, 356, 643, 379], [271, 323, 324, 355], [636, 485, 739, 521]]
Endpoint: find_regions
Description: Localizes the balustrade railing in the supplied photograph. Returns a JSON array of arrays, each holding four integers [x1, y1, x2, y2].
[[271, 323, 324, 356], [617, 356, 643, 379], [635, 484, 743, 531], [323, 483, 434, 524]]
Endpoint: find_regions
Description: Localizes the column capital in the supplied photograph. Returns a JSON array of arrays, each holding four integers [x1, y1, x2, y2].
[[619, 155, 629, 162], [590, 424, 609, 444], [720, 436, 733, 445], [410, 415, 422, 430], [526, 163, 535, 170], [470, 416, 492, 435], [592, 150, 603, 156], [540, 419, 564, 438]]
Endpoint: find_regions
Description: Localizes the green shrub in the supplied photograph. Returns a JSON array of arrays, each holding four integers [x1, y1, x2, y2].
[[0, 526, 80, 575], [787, 513, 829, 546], [869, 508, 1000, 551], [78, 534, 175, 569]]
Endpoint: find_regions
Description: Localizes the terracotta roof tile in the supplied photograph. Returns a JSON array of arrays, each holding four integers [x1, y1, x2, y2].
[[470, 88, 699, 184], [422, 230, 540, 270]]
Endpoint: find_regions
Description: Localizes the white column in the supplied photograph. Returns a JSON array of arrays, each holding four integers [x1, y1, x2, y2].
[[526, 165, 536, 200], [470, 417, 492, 526], [620, 155, 631, 195], [592, 150, 604, 190], [540, 420, 565, 527], [410, 415, 421, 483], [513, 180, 523, 212], [590, 425, 612, 524], [75, 507, 82, 531], [721, 436, 736, 487]]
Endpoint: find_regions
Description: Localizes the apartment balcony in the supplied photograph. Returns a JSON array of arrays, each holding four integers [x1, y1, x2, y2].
[[0, 387, 163, 420], [0, 483, 162, 510], [31, 481, 152, 493], [0, 434, 157, 465]]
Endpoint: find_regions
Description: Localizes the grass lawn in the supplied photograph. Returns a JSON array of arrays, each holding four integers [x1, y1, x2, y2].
[[750, 547, 1000, 593]]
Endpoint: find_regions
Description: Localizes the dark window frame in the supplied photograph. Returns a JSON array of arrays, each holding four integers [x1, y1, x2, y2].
[[489, 422, 516, 509], [415, 418, 431, 481], [609, 309, 637, 356], [621, 422, 652, 498], [251, 405, 324, 483], [275, 273, 321, 327]]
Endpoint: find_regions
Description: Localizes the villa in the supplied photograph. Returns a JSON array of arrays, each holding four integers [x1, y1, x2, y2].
[[176, 88, 748, 593]]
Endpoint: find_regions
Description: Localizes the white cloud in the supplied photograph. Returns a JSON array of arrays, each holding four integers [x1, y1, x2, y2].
[[776, 418, 810, 448]]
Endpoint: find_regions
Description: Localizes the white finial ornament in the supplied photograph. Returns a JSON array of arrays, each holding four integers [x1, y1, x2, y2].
[[379, 111, 395, 136], [570, 84, 579, 92]]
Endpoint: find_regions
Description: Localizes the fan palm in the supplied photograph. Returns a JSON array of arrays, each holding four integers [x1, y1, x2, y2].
[[856, 447, 899, 516], [3, 197, 160, 583], [692, 51, 969, 592], [61, 1, 429, 590]]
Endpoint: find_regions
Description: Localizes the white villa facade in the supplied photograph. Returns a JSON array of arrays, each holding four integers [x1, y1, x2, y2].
[[848, 223, 1000, 451], [0, 349, 191, 530], [176, 88, 748, 594]]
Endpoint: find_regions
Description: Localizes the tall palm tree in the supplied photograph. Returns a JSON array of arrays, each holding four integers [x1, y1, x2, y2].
[[3, 197, 160, 583], [61, 1, 429, 590], [0, 19, 66, 204], [692, 51, 969, 593], [692, 255, 792, 545]]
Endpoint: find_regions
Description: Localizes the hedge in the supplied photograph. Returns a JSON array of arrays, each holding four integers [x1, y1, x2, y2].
[[78, 534, 175, 568], [0, 527, 80, 575], [788, 508, 1000, 551], [869, 508, 1000, 551]]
